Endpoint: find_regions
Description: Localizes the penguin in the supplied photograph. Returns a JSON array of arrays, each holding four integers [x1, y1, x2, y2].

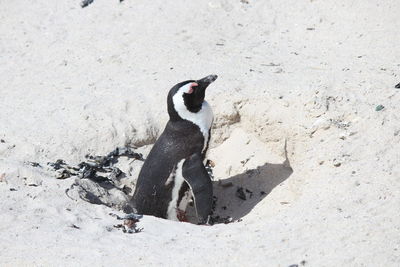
[[131, 74, 217, 224]]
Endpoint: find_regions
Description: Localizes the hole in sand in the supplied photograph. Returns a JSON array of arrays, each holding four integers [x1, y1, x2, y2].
[[62, 97, 296, 225], [185, 126, 294, 224]]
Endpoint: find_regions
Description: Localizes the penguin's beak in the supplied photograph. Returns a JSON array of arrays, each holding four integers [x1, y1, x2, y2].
[[196, 75, 218, 90]]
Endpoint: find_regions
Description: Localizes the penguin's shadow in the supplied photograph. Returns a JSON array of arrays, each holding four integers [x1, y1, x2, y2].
[[211, 159, 293, 221]]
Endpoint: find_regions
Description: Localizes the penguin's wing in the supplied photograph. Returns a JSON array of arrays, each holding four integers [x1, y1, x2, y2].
[[182, 153, 213, 224]]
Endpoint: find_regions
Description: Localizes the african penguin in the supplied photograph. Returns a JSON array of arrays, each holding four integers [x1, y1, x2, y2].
[[131, 74, 217, 224]]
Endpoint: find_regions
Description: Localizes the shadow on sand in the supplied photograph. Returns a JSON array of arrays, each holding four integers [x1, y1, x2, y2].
[[211, 146, 293, 221]]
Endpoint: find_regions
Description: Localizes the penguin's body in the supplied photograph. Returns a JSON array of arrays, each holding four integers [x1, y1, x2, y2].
[[131, 75, 217, 223]]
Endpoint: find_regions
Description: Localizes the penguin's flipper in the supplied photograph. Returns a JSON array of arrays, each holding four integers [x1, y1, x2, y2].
[[182, 154, 213, 224]]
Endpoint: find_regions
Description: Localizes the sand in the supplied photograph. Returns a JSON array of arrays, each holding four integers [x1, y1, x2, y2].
[[1, 0, 399, 266]]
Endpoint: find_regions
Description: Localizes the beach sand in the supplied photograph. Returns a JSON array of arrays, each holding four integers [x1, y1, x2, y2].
[[1, 0, 399, 266]]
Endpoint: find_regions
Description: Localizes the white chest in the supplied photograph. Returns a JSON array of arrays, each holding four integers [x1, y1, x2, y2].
[[166, 159, 193, 221]]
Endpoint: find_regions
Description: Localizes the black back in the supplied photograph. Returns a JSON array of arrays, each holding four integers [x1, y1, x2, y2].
[[132, 119, 205, 217]]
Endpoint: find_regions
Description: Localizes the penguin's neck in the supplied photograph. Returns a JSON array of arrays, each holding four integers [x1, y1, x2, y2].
[[172, 99, 213, 153]]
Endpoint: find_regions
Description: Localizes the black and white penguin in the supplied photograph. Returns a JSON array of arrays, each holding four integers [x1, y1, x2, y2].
[[131, 74, 217, 224]]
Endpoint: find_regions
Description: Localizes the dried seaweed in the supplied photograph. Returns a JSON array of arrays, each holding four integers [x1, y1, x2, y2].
[[48, 146, 144, 183]]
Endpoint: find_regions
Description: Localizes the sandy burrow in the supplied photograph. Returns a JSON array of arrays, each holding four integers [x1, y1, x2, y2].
[[1, 0, 400, 266]]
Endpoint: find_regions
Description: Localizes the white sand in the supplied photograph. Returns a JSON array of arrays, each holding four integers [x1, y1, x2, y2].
[[1, 0, 399, 266]]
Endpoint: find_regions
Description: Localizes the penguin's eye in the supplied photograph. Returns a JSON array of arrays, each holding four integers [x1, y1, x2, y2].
[[187, 82, 198, 94]]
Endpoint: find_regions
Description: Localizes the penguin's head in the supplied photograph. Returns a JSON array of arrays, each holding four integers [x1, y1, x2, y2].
[[168, 74, 218, 120]]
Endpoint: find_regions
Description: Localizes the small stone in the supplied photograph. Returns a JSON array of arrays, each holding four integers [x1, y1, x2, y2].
[[81, 0, 94, 8], [375, 105, 385, 111], [319, 160, 324, 165], [395, 82, 400, 89], [0, 139, 4, 143], [311, 118, 331, 133], [206, 160, 216, 167], [333, 159, 342, 167]]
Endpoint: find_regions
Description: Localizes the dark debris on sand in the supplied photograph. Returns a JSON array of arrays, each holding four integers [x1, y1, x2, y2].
[[206, 196, 235, 225], [235, 186, 257, 200], [81, 0, 124, 8], [48, 146, 144, 183], [26, 161, 42, 168], [80, 0, 94, 8], [110, 212, 143, 233], [236, 187, 247, 200], [207, 215, 233, 225]]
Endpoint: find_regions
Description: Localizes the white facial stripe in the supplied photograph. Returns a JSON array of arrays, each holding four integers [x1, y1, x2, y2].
[[172, 84, 213, 153]]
